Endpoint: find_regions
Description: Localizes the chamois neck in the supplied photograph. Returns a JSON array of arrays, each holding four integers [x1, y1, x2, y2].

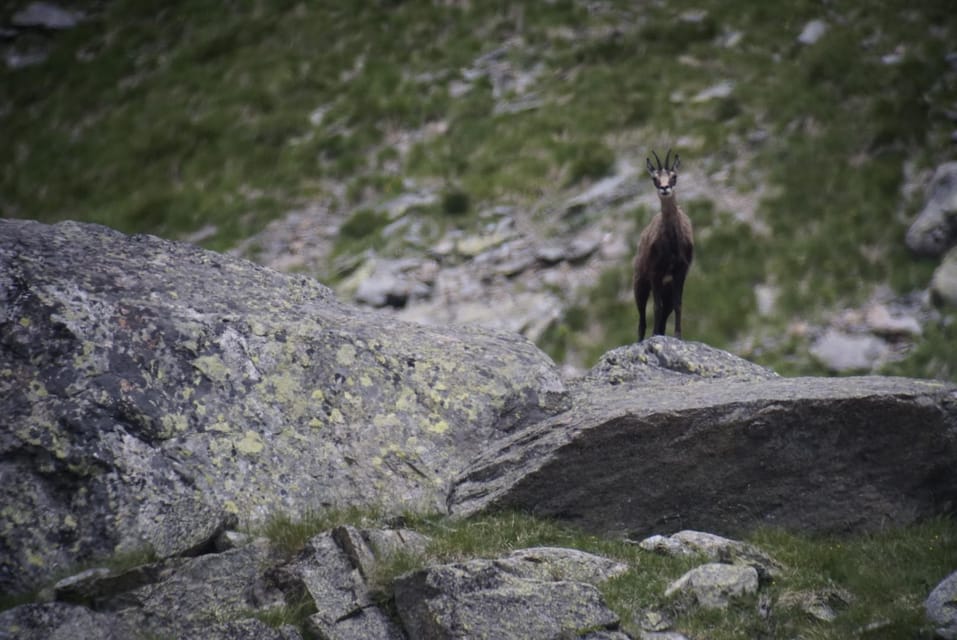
[[659, 194, 680, 219]]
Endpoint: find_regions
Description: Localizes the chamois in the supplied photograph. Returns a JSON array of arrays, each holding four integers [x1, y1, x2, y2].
[[633, 149, 694, 340]]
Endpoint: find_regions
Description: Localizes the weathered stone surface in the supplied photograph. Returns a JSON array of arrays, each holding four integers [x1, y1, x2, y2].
[[11, 2, 81, 30], [449, 337, 957, 539], [932, 246, 957, 308], [393, 548, 625, 640], [664, 563, 759, 609], [926, 569, 957, 639], [778, 586, 852, 623], [906, 162, 957, 257], [109, 538, 285, 636], [637, 530, 782, 581], [274, 526, 427, 640], [0, 219, 568, 594], [810, 328, 889, 372], [0, 602, 136, 640]]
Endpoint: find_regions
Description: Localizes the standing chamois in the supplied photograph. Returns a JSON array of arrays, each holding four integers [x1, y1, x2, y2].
[[633, 149, 694, 340]]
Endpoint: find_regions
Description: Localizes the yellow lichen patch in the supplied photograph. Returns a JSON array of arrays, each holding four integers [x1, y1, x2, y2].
[[311, 388, 325, 402], [359, 374, 373, 387], [208, 421, 231, 433], [308, 418, 323, 429], [426, 419, 449, 435], [373, 413, 401, 429], [329, 408, 344, 423], [161, 413, 190, 433], [63, 514, 77, 529], [236, 430, 265, 454], [19, 317, 30, 327], [26, 550, 45, 567], [223, 500, 239, 514], [336, 343, 357, 366], [192, 354, 229, 383]]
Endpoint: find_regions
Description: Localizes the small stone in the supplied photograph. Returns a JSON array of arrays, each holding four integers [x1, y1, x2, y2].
[[797, 20, 828, 45], [925, 570, 957, 640], [810, 329, 889, 372], [665, 563, 759, 609], [864, 304, 922, 337], [691, 81, 734, 103], [12, 2, 81, 29]]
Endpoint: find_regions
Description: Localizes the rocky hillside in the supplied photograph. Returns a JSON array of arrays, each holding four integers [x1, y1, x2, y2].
[[2, 219, 956, 639], [2, 0, 957, 381]]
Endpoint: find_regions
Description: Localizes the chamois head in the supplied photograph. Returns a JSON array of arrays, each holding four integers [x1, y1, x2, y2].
[[646, 149, 680, 198]]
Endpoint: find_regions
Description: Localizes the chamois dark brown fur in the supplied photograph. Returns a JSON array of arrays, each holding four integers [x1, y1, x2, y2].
[[633, 149, 694, 340]]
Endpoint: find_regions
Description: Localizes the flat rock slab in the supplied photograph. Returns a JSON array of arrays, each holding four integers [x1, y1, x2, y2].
[[449, 341, 957, 538]]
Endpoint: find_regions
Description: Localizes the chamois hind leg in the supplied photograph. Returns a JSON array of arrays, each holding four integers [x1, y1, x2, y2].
[[635, 278, 651, 341]]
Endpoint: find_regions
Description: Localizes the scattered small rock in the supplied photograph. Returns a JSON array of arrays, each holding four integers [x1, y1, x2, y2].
[[906, 162, 957, 258], [12, 2, 82, 30], [926, 569, 957, 640], [810, 328, 889, 372], [665, 563, 759, 610], [797, 20, 828, 45], [637, 530, 782, 582], [931, 247, 957, 308], [778, 587, 853, 623]]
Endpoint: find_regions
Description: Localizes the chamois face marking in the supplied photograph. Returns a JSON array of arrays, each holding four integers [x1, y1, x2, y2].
[[646, 149, 681, 198]]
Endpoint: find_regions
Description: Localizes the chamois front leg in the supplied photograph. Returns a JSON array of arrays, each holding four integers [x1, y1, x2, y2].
[[672, 271, 688, 339], [652, 289, 667, 336], [635, 278, 650, 341]]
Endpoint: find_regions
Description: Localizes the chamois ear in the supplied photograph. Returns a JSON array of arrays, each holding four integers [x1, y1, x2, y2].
[[646, 157, 657, 176], [672, 154, 681, 173]]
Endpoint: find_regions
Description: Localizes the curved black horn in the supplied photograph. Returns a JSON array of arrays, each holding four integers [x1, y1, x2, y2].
[[646, 157, 656, 175], [664, 148, 672, 171], [651, 150, 662, 171]]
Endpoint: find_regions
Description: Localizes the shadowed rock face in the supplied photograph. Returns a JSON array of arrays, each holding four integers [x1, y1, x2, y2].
[[0, 219, 568, 594], [448, 339, 957, 538]]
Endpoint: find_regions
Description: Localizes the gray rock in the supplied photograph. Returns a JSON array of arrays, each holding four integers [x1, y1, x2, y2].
[[778, 587, 852, 623], [864, 304, 922, 337], [906, 162, 957, 257], [926, 570, 957, 639], [109, 538, 285, 636], [810, 329, 889, 372], [797, 20, 828, 45], [637, 530, 782, 581], [449, 337, 957, 539], [0, 602, 136, 640], [932, 246, 957, 308], [664, 563, 759, 609], [11, 2, 81, 29], [0, 219, 569, 595], [393, 547, 625, 640], [274, 527, 420, 640]]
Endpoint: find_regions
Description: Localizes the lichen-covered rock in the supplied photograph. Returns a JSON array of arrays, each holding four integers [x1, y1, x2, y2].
[[273, 526, 427, 640], [110, 538, 284, 636], [664, 563, 759, 609], [926, 569, 957, 639], [449, 337, 957, 539], [0, 602, 137, 640], [906, 162, 957, 257], [932, 246, 957, 308], [392, 547, 626, 640], [0, 219, 568, 595], [637, 530, 782, 582]]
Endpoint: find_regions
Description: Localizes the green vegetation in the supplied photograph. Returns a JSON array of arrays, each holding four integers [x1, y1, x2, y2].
[[2, 0, 955, 379], [255, 507, 957, 639]]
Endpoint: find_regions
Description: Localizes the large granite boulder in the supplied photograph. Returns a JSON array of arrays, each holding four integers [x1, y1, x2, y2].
[[0, 219, 568, 594], [448, 339, 957, 538]]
